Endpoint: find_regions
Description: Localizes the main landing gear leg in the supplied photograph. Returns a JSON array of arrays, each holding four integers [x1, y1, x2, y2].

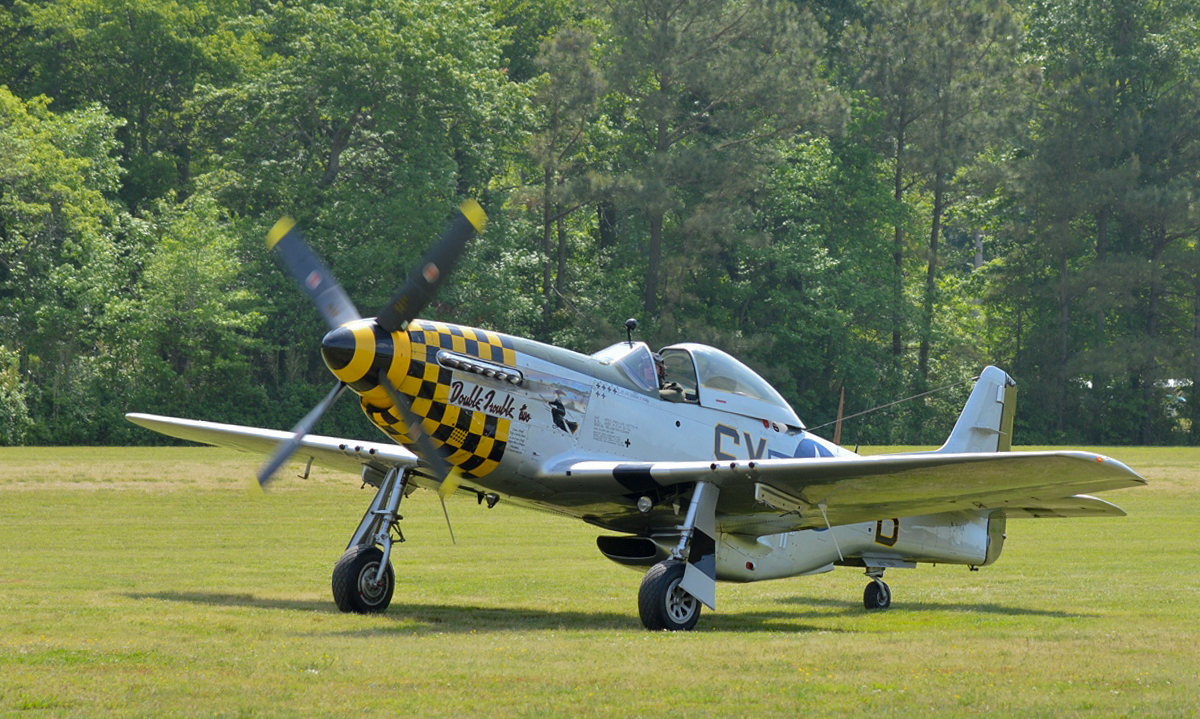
[[638, 481, 720, 631], [863, 568, 891, 610], [332, 467, 409, 614]]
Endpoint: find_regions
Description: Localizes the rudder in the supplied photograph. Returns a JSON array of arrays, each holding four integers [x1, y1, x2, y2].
[[935, 366, 1016, 454]]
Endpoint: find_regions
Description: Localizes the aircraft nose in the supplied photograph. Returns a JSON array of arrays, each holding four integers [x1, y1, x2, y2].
[[320, 320, 397, 387], [320, 325, 358, 373]]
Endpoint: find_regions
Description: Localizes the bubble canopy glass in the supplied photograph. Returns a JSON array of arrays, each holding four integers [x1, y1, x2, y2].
[[661, 343, 803, 428]]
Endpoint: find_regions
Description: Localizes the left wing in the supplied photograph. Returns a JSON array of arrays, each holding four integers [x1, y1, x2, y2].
[[126, 413, 417, 480], [556, 450, 1146, 535]]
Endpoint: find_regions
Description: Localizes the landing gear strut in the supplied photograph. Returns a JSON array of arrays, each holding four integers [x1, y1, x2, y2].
[[638, 481, 720, 631], [332, 467, 408, 614], [863, 568, 891, 610]]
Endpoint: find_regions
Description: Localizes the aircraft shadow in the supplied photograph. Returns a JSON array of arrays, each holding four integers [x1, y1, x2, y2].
[[125, 591, 339, 614], [123, 590, 840, 634], [775, 594, 1095, 619]]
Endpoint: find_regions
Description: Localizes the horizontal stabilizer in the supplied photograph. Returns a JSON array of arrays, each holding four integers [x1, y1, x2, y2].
[[994, 494, 1128, 518]]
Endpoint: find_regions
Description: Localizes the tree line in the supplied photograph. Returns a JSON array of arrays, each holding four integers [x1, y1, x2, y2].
[[1, 0, 1198, 447]]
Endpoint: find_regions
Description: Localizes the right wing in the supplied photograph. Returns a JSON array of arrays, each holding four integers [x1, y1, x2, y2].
[[125, 413, 417, 480], [557, 450, 1146, 535]]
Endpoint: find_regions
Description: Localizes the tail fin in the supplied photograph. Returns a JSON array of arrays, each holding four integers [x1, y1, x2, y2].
[[935, 366, 1016, 454]]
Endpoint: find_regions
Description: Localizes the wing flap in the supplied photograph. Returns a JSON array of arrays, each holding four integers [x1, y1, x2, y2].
[[125, 413, 417, 479]]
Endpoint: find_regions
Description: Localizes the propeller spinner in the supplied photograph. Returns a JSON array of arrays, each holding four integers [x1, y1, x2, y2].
[[256, 200, 487, 488]]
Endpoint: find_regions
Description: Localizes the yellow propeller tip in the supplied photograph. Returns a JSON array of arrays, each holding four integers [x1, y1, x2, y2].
[[266, 217, 296, 249], [438, 468, 465, 499], [460, 199, 487, 232], [246, 475, 266, 497]]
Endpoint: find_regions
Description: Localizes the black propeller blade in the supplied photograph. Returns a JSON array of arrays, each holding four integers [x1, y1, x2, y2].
[[267, 217, 361, 330], [376, 373, 462, 542], [376, 200, 486, 332], [256, 381, 346, 487], [376, 373, 461, 493]]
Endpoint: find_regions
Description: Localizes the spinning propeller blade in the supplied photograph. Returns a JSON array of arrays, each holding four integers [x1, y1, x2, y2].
[[377, 369, 464, 543], [260, 200, 487, 492], [256, 381, 346, 487], [376, 373, 464, 494], [267, 217, 361, 330], [376, 199, 486, 332]]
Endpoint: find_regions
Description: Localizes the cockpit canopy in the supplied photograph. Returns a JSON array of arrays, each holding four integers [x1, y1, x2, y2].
[[662, 343, 803, 428], [591, 341, 660, 392], [591, 341, 804, 428]]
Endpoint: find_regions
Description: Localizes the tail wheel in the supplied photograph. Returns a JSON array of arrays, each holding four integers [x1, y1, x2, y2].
[[863, 580, 891, 610], [638, 560, 701, 631], [332, 545, 394, 614]]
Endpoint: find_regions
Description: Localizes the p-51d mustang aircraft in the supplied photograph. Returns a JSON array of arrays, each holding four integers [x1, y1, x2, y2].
[[128, 200, 1146, 630]]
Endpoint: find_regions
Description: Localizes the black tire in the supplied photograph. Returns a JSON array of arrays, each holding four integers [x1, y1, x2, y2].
[[638, 560, 701, 631], [332, 545, 394, 614], [863, 580, 891, 610]]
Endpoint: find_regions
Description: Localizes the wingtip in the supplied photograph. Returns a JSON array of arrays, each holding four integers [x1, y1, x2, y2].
[[1095, 454, 1149, 485]]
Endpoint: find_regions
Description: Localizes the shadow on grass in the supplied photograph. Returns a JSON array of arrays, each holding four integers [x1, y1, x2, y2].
[[123, 590, 842, 634], [125, 591, 338, 614], [776, 594, 1095, 619]]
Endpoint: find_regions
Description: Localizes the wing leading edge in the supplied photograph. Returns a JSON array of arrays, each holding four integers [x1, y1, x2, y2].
[[125, 413, 417, 480], [558, 450, 1146, 535]]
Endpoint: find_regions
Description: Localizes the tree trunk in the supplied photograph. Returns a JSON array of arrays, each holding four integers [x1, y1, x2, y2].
[[1092, 206, 1110, 442], [541, 166, 554, 324], [597, 201, 617, 250], [644, 109, 670, 318], [645, 211, 663, 317], [1190, 266, 1200, 445], [1142, 224, 1168, 443], [555, 189, 567, 311], [891, 132, 906, 360], [1057, 244, 1070, 435], [917, 171, 943, 386]]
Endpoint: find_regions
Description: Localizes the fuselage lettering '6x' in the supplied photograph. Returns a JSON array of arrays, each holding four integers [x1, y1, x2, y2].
[[713, 424, 767, 461]]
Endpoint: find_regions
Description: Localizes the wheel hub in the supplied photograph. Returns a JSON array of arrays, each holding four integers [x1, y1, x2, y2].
[[358, 562, 388, 603], [665, 578, 698, 622]]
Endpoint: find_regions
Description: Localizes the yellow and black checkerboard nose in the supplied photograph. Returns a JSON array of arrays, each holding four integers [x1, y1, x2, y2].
[[365, 321, 516, 479], [407, 320, 517, 367]]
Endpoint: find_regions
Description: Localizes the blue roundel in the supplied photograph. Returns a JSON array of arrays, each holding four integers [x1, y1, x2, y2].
[[795, 437, 834, 458]]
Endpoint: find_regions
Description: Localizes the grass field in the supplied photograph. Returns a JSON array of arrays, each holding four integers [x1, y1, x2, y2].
[[0, 445, 1196, 718]]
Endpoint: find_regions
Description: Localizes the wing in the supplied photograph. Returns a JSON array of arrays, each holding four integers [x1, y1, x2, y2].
[[557, 450, 1146, 536], [125, 413, 417, 480]]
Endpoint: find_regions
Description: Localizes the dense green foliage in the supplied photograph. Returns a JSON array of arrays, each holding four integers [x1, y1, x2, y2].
[[1, 0, 1198, 445]]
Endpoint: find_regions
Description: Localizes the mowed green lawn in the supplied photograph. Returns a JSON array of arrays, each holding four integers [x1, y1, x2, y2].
[[0, 445, 1195, 718]]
